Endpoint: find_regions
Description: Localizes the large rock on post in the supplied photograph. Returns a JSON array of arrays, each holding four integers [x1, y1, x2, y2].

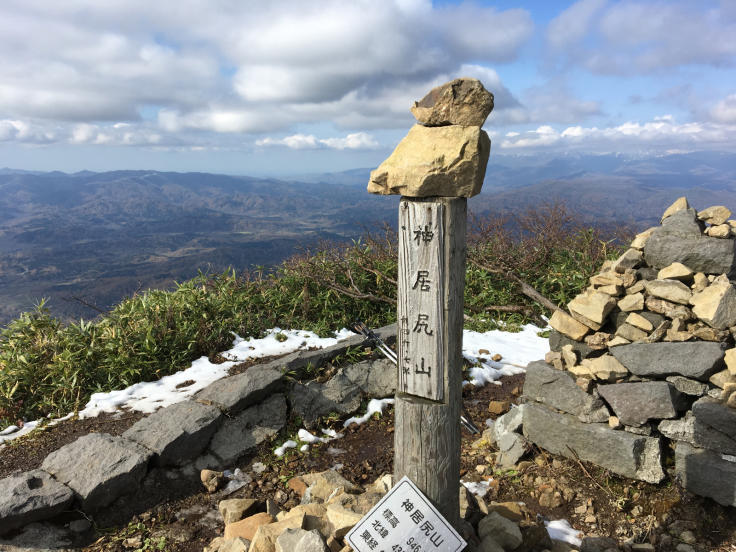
[[367, 124, 490, 198], [411, 77, 494, 127], [522, 403, 664, 483], [0, 470, 75, 535], [41, 433, 152, 511], [610, 342, 725, 381]]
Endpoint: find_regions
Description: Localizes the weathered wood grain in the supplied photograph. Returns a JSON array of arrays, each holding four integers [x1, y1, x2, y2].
[[394, 196, 467, 526]]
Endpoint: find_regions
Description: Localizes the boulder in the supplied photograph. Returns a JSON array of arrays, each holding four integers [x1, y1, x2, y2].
[[658, 413, 736, 456], [336, 358, 396, 398], [0, 469, 75, 535], [367, 125, 490, 198], [691, 397, 736, 442], [610, 342, 724, 381], [597, 382, 686, 426], [522, 403, 664, 483], [690, 280, 736, 329], [410, 77, 494, 127], [644, 279, 692, 305], [698, 205, 732, 226], [289, 376, 363, 429], [675, 442, 736, 507], [196, 364, 285, 414], [41, 433, 152, 511], [122, 400, 222, 467], [644, 224, 736, 277], [523, 361, 608, 422], [707, 224, 732, 238], [208, 394, 287, 465], [496, 431, 530, 468], [657, 262, 694, 282]]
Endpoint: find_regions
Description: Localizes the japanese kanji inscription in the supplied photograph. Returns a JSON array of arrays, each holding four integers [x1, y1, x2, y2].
[[398, 199, 445, 401]]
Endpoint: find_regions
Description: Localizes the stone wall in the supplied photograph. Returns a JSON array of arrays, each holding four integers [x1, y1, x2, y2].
[[521, 197, 736, 506]]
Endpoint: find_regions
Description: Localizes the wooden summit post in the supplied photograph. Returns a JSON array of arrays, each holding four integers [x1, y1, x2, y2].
[[367, 78, 494, 524]]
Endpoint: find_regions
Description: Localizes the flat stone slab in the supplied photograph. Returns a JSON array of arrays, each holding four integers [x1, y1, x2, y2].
[[523, 360, 608, 422], [644, 225, 736, 277], [658, 413, 736, 456], [597, 382, 686, 427], [610, 342, 725, 381], [196, 364, 284, 414], [692, 397, 736, 441], [208, 394, 287, 465], [0, 469, 75, 535], [41, 433, 152, 511], [123, 400, 222, 466], [523, 403, 664, 483], [675, 442, 736, 507]]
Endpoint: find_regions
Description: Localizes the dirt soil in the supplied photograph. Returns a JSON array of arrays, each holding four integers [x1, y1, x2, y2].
[[2, 357, 736, 552]]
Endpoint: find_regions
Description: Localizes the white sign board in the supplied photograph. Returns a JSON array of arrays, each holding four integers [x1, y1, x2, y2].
[[397, 199, 445, 401], [345, 476, 466, 552]]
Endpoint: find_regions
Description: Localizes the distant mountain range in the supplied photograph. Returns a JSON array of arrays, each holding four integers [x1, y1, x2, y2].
[[1, 151, 734, 325]]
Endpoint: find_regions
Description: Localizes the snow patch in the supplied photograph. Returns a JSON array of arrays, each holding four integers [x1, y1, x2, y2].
[[545, 519, 582, 547]]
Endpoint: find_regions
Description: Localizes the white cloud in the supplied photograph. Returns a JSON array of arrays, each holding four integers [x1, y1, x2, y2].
[[546, 1, 736, 74], [500, 116, 736, 153], [710, 94, 736, 124], [256, 132, 380, 151]]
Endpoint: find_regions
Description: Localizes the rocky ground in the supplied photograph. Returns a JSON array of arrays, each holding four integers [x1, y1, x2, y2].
[[1, 360, 736, 551]]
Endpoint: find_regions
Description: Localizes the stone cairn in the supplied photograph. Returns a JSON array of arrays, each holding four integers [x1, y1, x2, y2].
[[519, 197, 736, 506]]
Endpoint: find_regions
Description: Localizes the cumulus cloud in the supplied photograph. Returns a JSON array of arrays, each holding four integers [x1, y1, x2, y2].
[[256, 132, 379, 150], [710, 94, 736, 124], [500, 115, 736, 153], [0, 0, 533, 149], [546, 0, 736, 74]]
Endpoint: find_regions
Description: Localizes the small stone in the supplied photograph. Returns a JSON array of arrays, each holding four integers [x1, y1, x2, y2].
[[618, 293, 644, 312], [726, 348, 736, 376], [219, 498, 259, 524], [607, 336, 631, 347], [581, 354, 629, 382], [561, 344, 578, 368], [698, 205, 732, 226], [477, 512, 523, 550], [224, 512, 275, 541], [488, 400, 510, 415], [201, 469, 225, 493], [476, 464, 488, 475], [631, 227, 657, 250], [615, 323, 648, 342], [709, 369, 734, 389], [645, 279, 692, 305], [706, 223, 732, 238], [644, 321, 670, 343], [612, 248, 644, 273], [568, 290, 617, 329], [727, 391, 736, 408], [690, 280, 736, 329], [658, 262, 694, 282], [627, 280, 647, 294], [287, 476, 308, 497], [598, 284, 623, 296], [549, 310, 590, 341], [479, 348, 490, 355], [661, 197, 690, 222], [584, 332, 611, 350], [609, 416, 621, 429], [645, 297, 695, 319], [492, 353, 502, 362], [625, 313, 654, 332], [545, 351, 562, 365], [411, 77, 494, 127], [692, 272, 708, 292], [590, 272, 623, 287]]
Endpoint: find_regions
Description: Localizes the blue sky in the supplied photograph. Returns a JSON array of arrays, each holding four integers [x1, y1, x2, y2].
[[0, 0, 734, 176]]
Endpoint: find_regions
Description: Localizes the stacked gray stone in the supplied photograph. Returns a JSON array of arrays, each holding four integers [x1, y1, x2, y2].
[[523, 198, 736, 505], [0, 325, 397, 536]]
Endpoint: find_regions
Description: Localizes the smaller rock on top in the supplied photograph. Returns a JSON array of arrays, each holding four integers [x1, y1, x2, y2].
[[411, 77, 494, 127]]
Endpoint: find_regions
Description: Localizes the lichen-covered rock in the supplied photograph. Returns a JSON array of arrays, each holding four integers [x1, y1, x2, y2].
[[410, 77, 494, 127], [367, 124, 490, 198]]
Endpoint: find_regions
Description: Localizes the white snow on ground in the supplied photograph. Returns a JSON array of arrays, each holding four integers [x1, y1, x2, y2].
[[1, 322, 548, 451], [0, 327, 354, 446], [463, 324, 549, 386], [545, 519, 583, 546], [461, 479, 492, 498]]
